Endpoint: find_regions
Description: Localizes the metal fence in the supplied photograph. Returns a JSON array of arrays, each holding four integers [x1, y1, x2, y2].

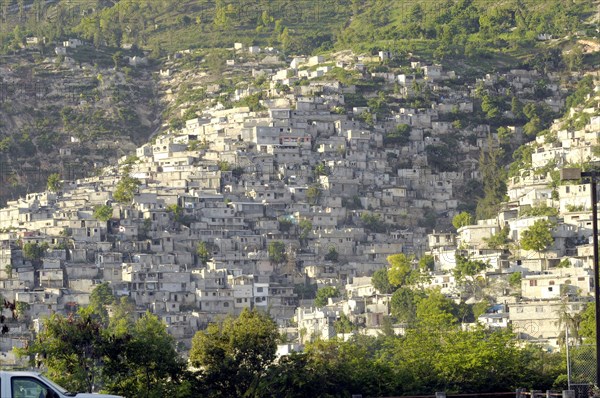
[[376, 391, 576, 398], [569, 344, 596, 384], [568, 343, 596, 398]]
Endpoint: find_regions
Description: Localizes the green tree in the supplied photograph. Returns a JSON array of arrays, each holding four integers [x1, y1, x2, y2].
[[314, 163, 329, 177], [580, 303, 596, 341], [511, 96, 524, 119], [484, 225, 511, 249], [523, 116, 542, 137], [113, 175, 141, 204], [166, 204, 184, 223], [112, 50, 123, 69], [416, 288, 457, 328], [280, 27, 291, 51], [93, 205, 113, 222], [409, 3, 424, 22], [15, 301, 30, 318], [89, 282, 115, 324], [452, 211, 473, 229], [196, 241, 212, 265], [190, 309, 279, 397], [508, 272, 522, 289], [556, 301, 583, 345], [213, 0, 230, 28], [22, 308, 187, 396], [257, 326, 563, 396], [315, 286, 341, 307], [566, 75, 594, 110], [108, 296, 136, 335], [520, 219, 554, 256], [372, 268, 394, 294], [306, 184, 322, 205], [268, 241, 286, 264], [360, 212, 386, 233], [22, 242, 48, 263], [384, 124, 411, 145], [419, 255, 435, 271], [391, 286, 422, 324], [425, 143, 457, 172], [387, 253, 415, 287], [47, 173, 63, 192], [454, 253, 488, 279], [217, 160, 231, 171], [256, 351, 330, 396], [104, 312, 187, 398], [298, 219, 312, 243], [497, 126, 512, 144], [334, 313, 356, 334], [453, 253, 489, 297], [476, 143, 507, 220], [25, 312, 105, 393]]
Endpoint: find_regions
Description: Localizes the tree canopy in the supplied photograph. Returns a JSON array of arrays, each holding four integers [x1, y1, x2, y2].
[[104, 312, 187, 398], [520, 219, 554, 254], [88, 282, 115, 324], [391, 286, 422, 324], [46, 173, 63, 192], [113, 175, 141, 204], [22, 242, 48, 262], [24, 312, 106, 393], [387, 253, 416, 287], [255, 326, 565, 396], [452, 211, 473, 229], [315, 286, 341, 307], [22, 299, 569, 397], [93, 205, 113, 222], [372, 268, 394, 294], [267, 240, 286, 264], [24, 306, 187, 397], [189, 308, 279, 397]]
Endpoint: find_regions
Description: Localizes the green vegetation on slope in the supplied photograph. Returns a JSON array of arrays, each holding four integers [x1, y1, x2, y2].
[[0, 0, 595, 64]]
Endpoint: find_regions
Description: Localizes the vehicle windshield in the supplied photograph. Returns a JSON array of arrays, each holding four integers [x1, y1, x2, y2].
[[37, 374, 69, 394]]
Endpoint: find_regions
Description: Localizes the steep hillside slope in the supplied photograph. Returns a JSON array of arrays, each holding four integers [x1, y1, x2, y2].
[[0, 47, 160, 203]]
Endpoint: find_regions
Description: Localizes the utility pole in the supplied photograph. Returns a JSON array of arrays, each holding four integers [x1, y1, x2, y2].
[[561, 168, 600, 386]]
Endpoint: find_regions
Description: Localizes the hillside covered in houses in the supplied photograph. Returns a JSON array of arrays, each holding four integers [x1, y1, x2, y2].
[[0, 40, 596, 351], [0, 0, 599, 396]]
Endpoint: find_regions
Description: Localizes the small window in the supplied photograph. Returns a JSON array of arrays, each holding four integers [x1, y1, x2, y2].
[[257, 287, 263, 293], [224, 302, 229, 307]]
